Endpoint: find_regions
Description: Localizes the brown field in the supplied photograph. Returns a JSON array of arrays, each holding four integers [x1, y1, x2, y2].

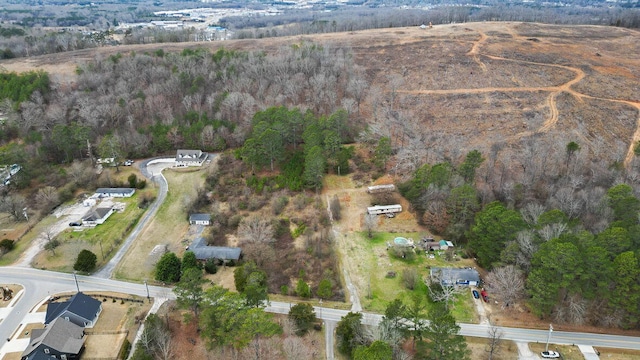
[[466, 337, 518, 360], [3, 22, 637, 170]]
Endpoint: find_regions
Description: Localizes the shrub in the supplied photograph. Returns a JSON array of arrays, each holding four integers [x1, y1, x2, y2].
[[204, 258, 218, 274], [296, 278, 311, 298], [73, 249, 97, 273], [0, 239, 14, 253], [280, 285, 289, 295], [272, 195, 289, 215]]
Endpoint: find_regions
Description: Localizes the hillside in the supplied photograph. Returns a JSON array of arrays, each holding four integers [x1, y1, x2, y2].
[[2, 22, 639, 174]]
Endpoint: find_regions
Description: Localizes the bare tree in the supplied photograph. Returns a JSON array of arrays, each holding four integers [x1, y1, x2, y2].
[[35, 186, 59, 214], [43, 227, 60, 256], [485, 265, 525, 309], [363, 213, 377, 238], [282, 336, 313, 360], [538, 223, 568, 242], [241, 337, 282, 360], [402, 268, 418, 290], [0, 194, 27, 222], [427, 269, 464, 309], [486, 325, 503, 360], [515, 231, 537, 272], [520, 203, 545, 226], [238, 215, 274, 244]]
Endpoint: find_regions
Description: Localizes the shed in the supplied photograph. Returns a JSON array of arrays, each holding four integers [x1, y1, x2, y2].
[[189, 213, 211, 226], [438, 240, 454, 250], [45, 292, 102, 328]]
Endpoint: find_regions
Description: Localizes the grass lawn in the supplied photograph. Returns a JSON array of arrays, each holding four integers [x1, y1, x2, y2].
[[466, 337, 518, 360], [0, 216, 58, 266], [113, 168, 207, 282], [529, 343, 585, 360], [33, 194, 149, 273], [357, 231, 477, 322]]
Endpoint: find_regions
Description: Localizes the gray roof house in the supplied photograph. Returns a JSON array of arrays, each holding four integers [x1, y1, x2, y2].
[[94, 188, 136, 198], [189, 237, 241, 262], [45, 292, 102, 328], [430, 267, 480, 286], [81, 207, 115, 227], [21, 317, 85, 360], [175, 149, 208, 167], [189, 213, 211, 225]]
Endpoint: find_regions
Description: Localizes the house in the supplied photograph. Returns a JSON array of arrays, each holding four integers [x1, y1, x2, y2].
[[22, 317, 85, 360], [81, 207, 115, 227], [175, 149, 208, 167], [94, 188, 136, 198], [45, 292, 102, 328], [189, 213, 211, 225], [430, 267, 480, 287], [189, 237, 242, 262]]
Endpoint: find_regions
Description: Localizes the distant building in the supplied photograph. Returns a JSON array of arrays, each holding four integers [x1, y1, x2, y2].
[[94, 188, 136, 198], [189, 213, 211, 226], [45, 292, 102, 328], [175, 149, 208, 167]]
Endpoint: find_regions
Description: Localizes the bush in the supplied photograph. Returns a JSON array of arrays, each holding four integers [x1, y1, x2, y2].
[[0, 239, 14, 253], [296, 278, 311, 298], [73, 249, 97, 273], [272, 195, 289, 215], [204, 258, 218, 274]]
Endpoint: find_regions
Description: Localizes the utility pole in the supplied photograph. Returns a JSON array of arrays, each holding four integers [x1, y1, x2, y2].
[[73, 271, 80, 293], [144, 280, 150, 301], [545, 323, 553, 352]]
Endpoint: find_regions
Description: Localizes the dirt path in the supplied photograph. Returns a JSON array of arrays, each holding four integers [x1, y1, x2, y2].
[[467, 30, 488, 72]]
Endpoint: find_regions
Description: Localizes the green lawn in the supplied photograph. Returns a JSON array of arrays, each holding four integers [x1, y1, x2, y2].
[[358, 231, 478, 323], [34, 194, 149, 273]]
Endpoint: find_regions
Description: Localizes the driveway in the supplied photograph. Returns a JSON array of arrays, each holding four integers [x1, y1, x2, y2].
[[516, 341, 540, 360]]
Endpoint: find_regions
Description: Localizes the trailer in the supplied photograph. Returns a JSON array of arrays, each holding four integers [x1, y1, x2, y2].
[[366, 184, 396, 194], [367, 204, 402, 215]]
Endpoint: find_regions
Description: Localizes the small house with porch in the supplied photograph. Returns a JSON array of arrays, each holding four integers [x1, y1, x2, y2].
[[189, 213, 211, 226], [176, 149, 208, 167], [81, 207, 115, 227]]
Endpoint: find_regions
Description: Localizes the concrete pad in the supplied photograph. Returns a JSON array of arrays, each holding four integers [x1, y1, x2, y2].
[[2, 337, 29, 353]]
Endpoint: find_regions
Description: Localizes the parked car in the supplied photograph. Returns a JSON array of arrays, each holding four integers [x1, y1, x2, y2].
[[123, 159, 134, 166], [540, 350, 560, 358], [480, 290, 489, 302], [69, 222, 82, 227], [472, 290, 480, 299]]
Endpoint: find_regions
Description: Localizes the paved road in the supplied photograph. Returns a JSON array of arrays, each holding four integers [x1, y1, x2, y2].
[[93, 158, 174, 279]]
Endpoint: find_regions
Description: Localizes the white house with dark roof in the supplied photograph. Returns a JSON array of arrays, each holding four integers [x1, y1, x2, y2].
[[21, 317, 85, 360], [175, 149, 208, 167], [81, 207, 115, 227], [189, 213, 211, 225], [189, 237, 241, 262], [94, 188, 136, 198], [45, 292, 102, 328], [430, 267, 480, 287]]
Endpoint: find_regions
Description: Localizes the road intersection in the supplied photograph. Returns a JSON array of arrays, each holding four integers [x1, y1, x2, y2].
[[1, 156, 638, 359]]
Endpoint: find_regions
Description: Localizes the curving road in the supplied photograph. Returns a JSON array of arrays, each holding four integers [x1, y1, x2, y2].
[[93, 157, 174, 279]]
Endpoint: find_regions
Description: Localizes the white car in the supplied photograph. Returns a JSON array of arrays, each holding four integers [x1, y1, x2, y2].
[[540, 350, 560, 358]]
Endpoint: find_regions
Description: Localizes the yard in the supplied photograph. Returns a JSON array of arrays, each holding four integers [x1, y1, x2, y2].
[[31, 193, 149, 273], [113, 167, 208, 282]]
